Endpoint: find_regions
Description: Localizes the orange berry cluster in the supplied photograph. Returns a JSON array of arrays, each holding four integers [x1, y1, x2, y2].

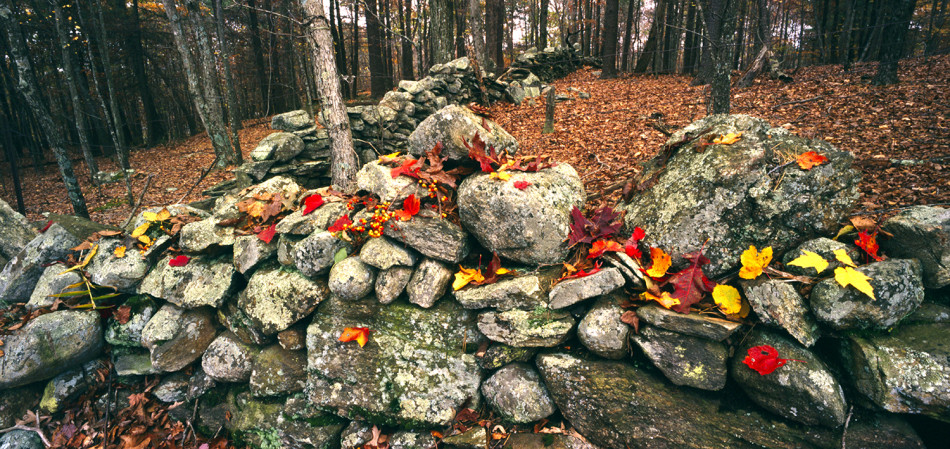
[[342, 201, 395, 239], [418, 179, 440, 198]]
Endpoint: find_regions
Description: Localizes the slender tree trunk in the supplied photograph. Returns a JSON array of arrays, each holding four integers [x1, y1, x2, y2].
[[733, 0, 747, 69], [214, 0, 243, 160], [486, 0, 505, 71], [0, 58, 26, 213], [699, 0, 736, 113], [635, 0, 665, 73], [1, 3, 88, 217], [431, 0, 454, 64], [683, 0, 700, 73], [52, 0, 98, 185], [127, 0, 163, 145], [455, 0, 468, 57], [468, 0, 487, 68], [365, 0, 387, 97], [303, 0, 358, 190], [350, 2, 360, 97], [601, 0, 620, 78], [839, 0, 855, 69], [402, 0, 415, 79], [621, 0, 635, 71], [583, 0, 591, 55], [539, 0, 549, 49], [871, 0, 918, 85], [247, 0, 268, 114]]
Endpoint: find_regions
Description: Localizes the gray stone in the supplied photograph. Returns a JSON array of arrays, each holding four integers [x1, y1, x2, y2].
[[780, 237, 858, 277], [842, 322, 950, 422], [390, 431, 438, 449], [153, 372, 190, 403], [307, 296, 483, 427], [375, 266, 413, 305], [238, 160, 276, 181], [741, 278, 820, 346], [481, 363, 556, 423], [113, 350, 157, 376], [442, 427, 486, 449], [632, 325, 728, 391], [619, 114, 862, 278], [232, 235, 277, 274], [148, 308, 218, 372], [39, 359, 107, 413], [548, 267, 625, 309], [360, 236, 417, 270], [105, 295, 158, 347], [277, 234, 301, 266], [636, 304, 743, 341], [477, 309, 574, 347], [140, 304, 184, 349], [138, 254, 238, 309], [178, 217, 236, 252], [0, 224, 81, 301], [501, 433, 600, 449], [408, 104, 518, 161], [239, 264, 330, 335], [328, 256, 377, 300], [251, 132, 305, 162], [0, 310, 103, 389], [476, 344, 537, 370], [293, 231, 351, 277], [354, 160, 429, 203], [733, 329, 848, 428], [384, 211, 470, 263], [0, 430, 43, 449], [810, 258, 925, 330], [202, 332, 258, 382], [217, 300, 270, 346], [26, 263, 81, 309], [0, 199, 36, 261], [454, 272, 553, 311], [275, 201, 347, 235], [227, 393, 346, 449], [458, 164, 586, 265], [881, 205, 950, 288], [87, 237, 157, 292], [250, 345, 307, 396], [271, 110, 313, 131], [406, 258, 452, 308], [577, 296, 631, 359]]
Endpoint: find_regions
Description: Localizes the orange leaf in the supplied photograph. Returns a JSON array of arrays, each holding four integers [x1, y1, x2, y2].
[[713, 132, 742, 145], [796, 151, 829, 170], [739, 245, 772, 279], [394, 194, 421, 221], [643, 247, 671, 278], [339, 327, 372, 347], [587, 239, 623, 259], [640, 291, 680, 309]]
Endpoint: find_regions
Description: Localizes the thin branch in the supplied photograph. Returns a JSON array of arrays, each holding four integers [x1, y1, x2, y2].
[[177, 155, 220, 204], [123, 174, 155, 229]]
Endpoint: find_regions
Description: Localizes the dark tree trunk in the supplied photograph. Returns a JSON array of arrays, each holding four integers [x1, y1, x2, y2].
[[401, 0, 414, 79], [0, 3, 88, 217], [455, 0, 468, 58], [840, 0, 856, 69], [246, 0, 269, 115], [214, 0, 243, 158], [583, 0, 591, 55], [621, 0, 636, 71], [601, 0, 620, 78], [486, 0, 504, 71], [350, 1, 360, 97], [365, 0, 387, 97], [871, 0, 918, 85], [683, 0, 700, 73], [733, 0, 747, 69], [329, 0, 347, 76], [635, 0, 665, 73], [0, 54, 26, 213], [698, 0, 737, 113], [431, 0, 454, 64], [539, 0, 549, 50], [126, 0, 163, 145], [468, 0, 486, 69]]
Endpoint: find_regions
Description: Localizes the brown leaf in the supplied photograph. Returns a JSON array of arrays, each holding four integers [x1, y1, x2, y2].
[[113, 305, 132, 325], [620, 310, 640, 333]]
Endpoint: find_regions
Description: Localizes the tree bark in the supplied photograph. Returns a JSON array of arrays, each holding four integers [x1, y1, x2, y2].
[[431, 0, 454, 64], [601, 0, 620, 78], [698, 0, 737, 113], [125, 0, 163, 145], [635, 0, 665, 73], [401, 0, 415, 79], [214, 0, 243, 159], [468, 0, 487, 68], [304, 0, 358, 190], [486, 0, 505, 71], [365, 0, 387, 97], [1, 3, 88, 217], [246, 0, 268, 114], [542, 87, 555, 133], [621, 0, 636, 71], [871, 0, 918, 85], [351, 1, 360, 97], [539, 0, 549, 49]]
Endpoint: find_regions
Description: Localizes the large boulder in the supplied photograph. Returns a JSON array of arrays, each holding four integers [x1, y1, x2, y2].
[[458, 164, 585, 265], [0, 224, 81, 301], [880, 205, 950, 288], [0, 310, 103, 389], [271, 110, 314, 131], [138, 255, 238, 309], [26, 263, 82, 308], [355, 162, 427, 204], [87, 238, 156, 292], [407, 104, 518, 161], [307, 297, 483, 427], [239, 264, 330, 335], [810, 258, 925, 330], [619, 114, 861, 277], [251, 132, 305, 162], [0, 199, 36, 262]]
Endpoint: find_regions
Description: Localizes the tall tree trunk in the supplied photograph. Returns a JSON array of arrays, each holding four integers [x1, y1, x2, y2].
[[455, 0, 468, 57], [839, 0, 856, 69], [486, 0, 504, 71], [871, 0, 918, 85], [303, 0, 358, 190], [365, 0, 387, 97], [539, 0, 549, 49], [468, 0, 487, 68], [583, 0, 591, 55], [635, 0, 665, 73], [126, 0, 163, 145], [52, 0, 98, 185], [0, 67, 25, 213], [733, 0, 747, 69], [621, 0, 636, 71], [601, 0, 620, 78], [401, 0, 415, 79], [0, 3, 88, 217], [431, 0, 454, 64], [925, 0, 949, 55], [350, 2, 360, 97], [699, 0, 736, 113], [683, 0, 700, 73], [246, 0, 268, 114], [214, 0, 243, 160]]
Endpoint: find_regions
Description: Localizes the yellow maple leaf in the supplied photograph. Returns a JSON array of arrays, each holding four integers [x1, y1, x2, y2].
[[130, 222, 150, 238], [834, 249, 856, 267], [644, 247, 672, 278], [739, 245, 772, 279], [61, 244, 98, 274], [834, 266, 875, 299], [787, 251, 829, 275], [378, 151, 401, 162], [640, 291, 680, 309], [713, 132, 742, 145], [453, 266, 485, 291], [114, 245, 127, 259], [712, 284, 743, 315], [489, 171, 511, 181], [495, 267, 511, 275], [143, 208, 171, 222]]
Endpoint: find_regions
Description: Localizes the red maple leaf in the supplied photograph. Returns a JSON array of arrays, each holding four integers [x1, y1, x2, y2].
[[464, 134, 499, 172], [339, 327, 372, 347], [624, 226, 646, 260], [568, 206, 622, 246], [513, 180, 532, 190], [168, 255, 190, 267], [258, 223, 277, 244], [743, 345, 805, 375], [391, 158, 420, 179], [664, 249, 716, 313], [563, 262, 602, 280], [302, 194, 325, 215], [394, 194, 421, 221], [588, 239, 623, 259], [328, 215, 352, 233], [474, 252, 511, 285], [854, 230, 883, 262]]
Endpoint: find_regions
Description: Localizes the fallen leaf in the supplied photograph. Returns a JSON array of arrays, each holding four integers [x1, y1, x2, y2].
[[168, 255, 190, 267], [489, 170, 511, 181], [588, 239, 622, 259], [739, 245, 772, 279], [143, 208, 171, 222], [113, 245, 127, 258], [834, 225, 855, 240], [378, 151, 401, 162], [453, 266, 485, 290], [834, 249, 857, 267], [113, 305, 132, 325], [643, 247, 671, 278], [302, 194, 325, 215], [855, 230, 883, 261], [834, 266, 876, 299], [568, 206, 622, 246], [796, 151, 829, 170], [339, 327, 371, 347], [787, 250, 829, 275], [130, 222, 150, 238], [743, 345, 803, 375], [394, 194, 421, 221], [624, 226, 646, 259], [328, 215, 352, 233], [713, 132, 742, 144], [513, 180, 532, 189], [620, 310, 640, 333], [641, 291, 680, 309], [258, 223, 277, 244], [665, 250, 716, 313], [712, 284, 742, 315], [390, 158, 420, 179]]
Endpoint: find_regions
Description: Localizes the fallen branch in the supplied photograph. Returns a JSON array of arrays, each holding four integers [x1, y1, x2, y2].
[[176, 154, 220, 205], [771, 95, 823, 110], [122, 174, 155, 229]]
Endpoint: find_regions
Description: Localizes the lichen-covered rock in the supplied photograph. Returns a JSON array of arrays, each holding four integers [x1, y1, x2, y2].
[[384, 211, 470, 263], [113, 350, 157, 376], [741, 279, 820, 347], [477, 309, 574, 347], [277, 325, 307, 351], [202, 332, 258, 382], [578, 296, 630, 359], [619, 114, 861, 278], [842, 322, 950, 422], [105, 296, 157, 347], [548, 267, 625, 309], [537, 352, 920, 449], [292, 231, 351, 277], [40, 359, 107, 413], [408, 104, 518, 161], [250, 345, 307, 396], [307, 296, 483, 427], [232, 235, 277, 274], [481, 363, 556, 423], [375, 266, 413, 304], [239, 264, 330, 335], [26, 263, 81, 308], [87, 238, 159, 292], [216, 300, 270, 346], [0, 224, 81, 301], [328, 256, 376, 301], [454, 272, 554, 311], [139, 255, 238, 309], [632, 325, 728, 391], [810, 258, 925, 330], [780, 238, 858, 277], [0, 430, 43, 449], [0, 310, 102, 389], [355, 161, 428, 204], [881, 205, 950, 288], [389, 431, 438, 449], [178, 217, 236, 253], [223, 392, 346, 449], [275, 201, 346, 235], [476, 344, 538, 370], [0, 199, 36, 262], [406, 258, 452, 308], [360, 236, 417, 270], [458, 164, 585, 265], [140, 304, 184, 349], [147, 308, 217, 372], [733, 329, 848, 427], [441, 427, 486, 449], [635, 304, 742, 341], [251, 132, 305, 162], [271, 110, 313, 131]]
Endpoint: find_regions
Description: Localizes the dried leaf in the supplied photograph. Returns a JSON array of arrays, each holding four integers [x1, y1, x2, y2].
[[328, 215, 352, 233], [713, 132, 742, 144], [513, 180, 532, 189], [743, 345, 803, 375], [113, 245, 127, 259], [258, 223, 277, 244], [130, 222, 150, 238], [855, 230, 884, 261], [640, 291, 680, 309], [787, 250, 829, 275], [113, 305, 132, 325], [394, 194, 421, 221]]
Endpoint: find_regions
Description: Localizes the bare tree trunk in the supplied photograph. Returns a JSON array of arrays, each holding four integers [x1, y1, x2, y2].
[[431, 0, 454, 64], [351, 1, 360, 97], [601, 0, 619, 78], [304, 0, 358, 190], [621, 0, 636, 71], [365, 0, 388, 97], [635, 0, 665, 73], [871, 0, 918, 85], [247, 0, 269, 114], [468, 0, 487, 67], [127, 0, 163, 145], [699, 0, 736, 114], [539, 0, 549, 49], [401, 0, 415, 79], [214, 0, 243, 160], [486, 0, 505, 71], [0, 3, 88, 217]]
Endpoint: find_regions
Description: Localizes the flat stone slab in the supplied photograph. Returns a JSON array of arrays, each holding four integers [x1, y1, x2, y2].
[[636, 304, 742, 341]]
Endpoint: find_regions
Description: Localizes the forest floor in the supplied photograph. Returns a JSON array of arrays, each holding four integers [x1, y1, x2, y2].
[[2, 55, 948, 228]]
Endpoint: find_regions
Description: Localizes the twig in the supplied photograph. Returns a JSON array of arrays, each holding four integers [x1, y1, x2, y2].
[[770, 95, 824, 110], [841, 405, 854, 449], [176, 155, 220, 205], [122, 174, 154, 229]]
